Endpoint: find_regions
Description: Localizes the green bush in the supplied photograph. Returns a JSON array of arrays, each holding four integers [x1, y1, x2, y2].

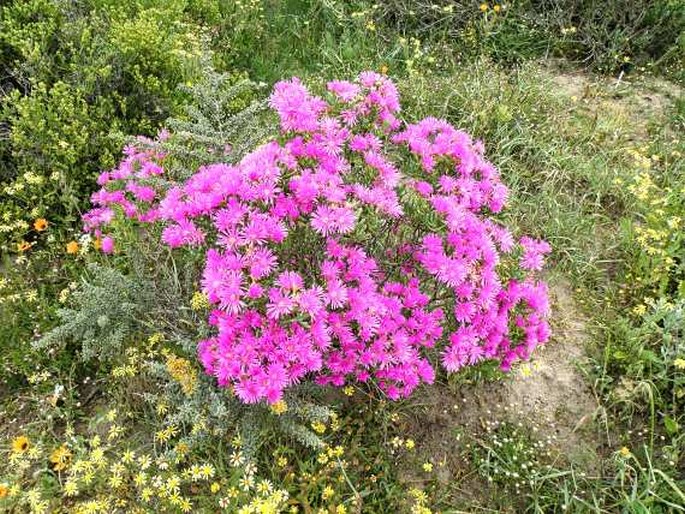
[[0, 0, 207, 250]]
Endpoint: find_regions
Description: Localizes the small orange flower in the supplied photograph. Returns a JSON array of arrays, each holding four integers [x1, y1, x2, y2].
[[94, 237, 102, 250], [0, 483, 8, 498], [66, 241, 79, 255], [17, 241, 32, 253], [34, 218, 48, 231]]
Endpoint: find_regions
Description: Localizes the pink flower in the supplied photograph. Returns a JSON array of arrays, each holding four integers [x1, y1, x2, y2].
[[327, 80, 360, 102], [101, 236, 114, 254], [84, 71, 551, 405]]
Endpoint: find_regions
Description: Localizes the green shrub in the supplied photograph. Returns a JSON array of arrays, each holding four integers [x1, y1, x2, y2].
[[0, 0, 207, 249]]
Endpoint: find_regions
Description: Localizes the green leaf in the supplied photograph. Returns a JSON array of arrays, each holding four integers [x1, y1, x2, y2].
[[664, 415, 679, 436]]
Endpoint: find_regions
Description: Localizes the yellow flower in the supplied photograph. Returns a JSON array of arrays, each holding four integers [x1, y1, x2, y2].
[[137, 454, 152, 470], [311, 420, 326, 434], [343, 385, 355, 396], [17, 240, 32, 253], [33, 218, 48, 231], [620, 446, 631, 457], [11, 435, 30, 454], [210, 482, 221, 494], [322, 485, 335, 501], [190, 291, 209, 311], [66, 241, 79, 254], [405, 439, 415, 450], [165, 353, 198, 395], [141, 487, 154, 502], [133, 472, 148, 487], [270, 400, 288, 415], [479, 3, 488, 11], [122, 449, 136, 465], [0, 483, 8, 498], [520, 363, 532, 377], [49, 444, 72, 471], [63, 479, 79, 497], [674, 358, 685, 370], [493, 4, 501, 12], [632, 304, 647, 316], [422, 462, 433, 472]]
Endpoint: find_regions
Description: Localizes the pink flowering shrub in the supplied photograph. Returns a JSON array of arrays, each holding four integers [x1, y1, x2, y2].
[[83, 72, 551, 404]]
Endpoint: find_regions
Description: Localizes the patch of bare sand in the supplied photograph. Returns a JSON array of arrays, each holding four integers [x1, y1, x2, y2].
[[396, 280, 601, 505], [548, 68, 680, 142]]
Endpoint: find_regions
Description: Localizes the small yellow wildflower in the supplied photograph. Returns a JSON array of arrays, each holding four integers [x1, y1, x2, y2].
[[190, 291, 210, 310], [674, 358, 685, 370], [210, 482, 221, 494], [405, 439, 415, 450], [270, 400, 288, 415], [520, 363, 532, 377], [138, 454, 152, 470], [256, 479, 273, 495], [620, 446, 631, 457], [165, 353, 198, 395], [311, 420, 326, 434], [141, 487, 154, 502], [122, 449, 136, 465], [343, 385, 355, 396], [66, 241, 79, 255], [0, 483, 8, 498], [180, 498, 193, 512], [632, 304, 647, 316], [277, 456, 288, 467], [422, 462, 433, 472], [479, 3, 488, 11], [90, 447, 106, 466], [49, 445, 72, 471], [493, 4, 501, 12], [335, 505, 347, 514], [133, 472, 148, 487], [322, 485, 335, 501], [107, 424, 124, 440], [11, 435, 30, 454], [63, 479, 79, 497]]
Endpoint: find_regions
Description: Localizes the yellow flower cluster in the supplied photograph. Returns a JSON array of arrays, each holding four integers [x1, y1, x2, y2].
[[190, 290, 210, 311], [410, 487, 433, 514], [164, 351, 198, 396], [625, 146, 684, 307]]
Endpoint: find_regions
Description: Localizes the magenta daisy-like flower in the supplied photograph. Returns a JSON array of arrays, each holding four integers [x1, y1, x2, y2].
[[266, 288, 296, 320], [310, 205, 337, 236]]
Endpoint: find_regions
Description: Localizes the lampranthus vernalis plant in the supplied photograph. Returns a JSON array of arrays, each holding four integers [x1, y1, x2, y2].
[[83, 72, 551, 404]]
